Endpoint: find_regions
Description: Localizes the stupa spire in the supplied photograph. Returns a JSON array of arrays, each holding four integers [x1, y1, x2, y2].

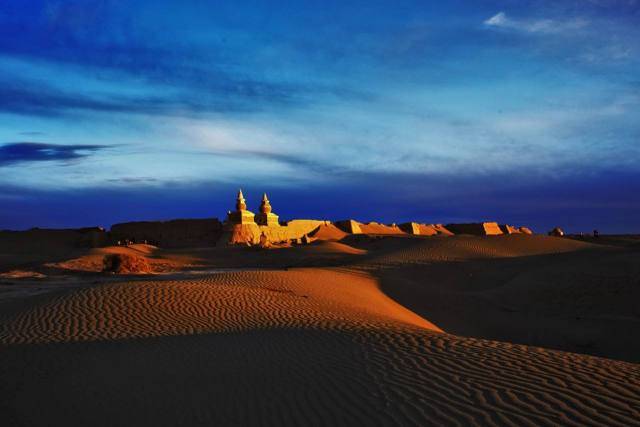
[[227, 188, 255, 225], [255, 192, 279, 226], [236, 188, 247, 211], [260, 193, 272, 214]]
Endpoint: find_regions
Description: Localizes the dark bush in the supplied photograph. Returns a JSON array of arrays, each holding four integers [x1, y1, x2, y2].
[[103, 253, 151, 274]]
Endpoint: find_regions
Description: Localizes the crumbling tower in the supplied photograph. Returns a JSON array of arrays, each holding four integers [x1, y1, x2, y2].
[[226, 189, 256, 225], [255, 193, 280, 227]]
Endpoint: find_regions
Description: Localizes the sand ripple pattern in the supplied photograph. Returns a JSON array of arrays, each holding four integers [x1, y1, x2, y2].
[[1, 269, 432, 344], [2, 326, 638, 426], [356, 330, 640, 426], [1, 268, 639, 426]]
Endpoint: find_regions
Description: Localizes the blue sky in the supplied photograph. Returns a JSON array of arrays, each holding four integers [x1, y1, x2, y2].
[[1, 0, 639, 232]]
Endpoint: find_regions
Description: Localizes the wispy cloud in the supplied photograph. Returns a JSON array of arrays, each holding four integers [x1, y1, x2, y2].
[[19, 131, 45, 136], [0, 142, 107, 166], [483, 10, 639, 65], [204, 148, 345, 176], [484, 12, 588, 34], [0, 54, 371, 120], [106, 177, 159, 184], [0, 75, 302, 119]]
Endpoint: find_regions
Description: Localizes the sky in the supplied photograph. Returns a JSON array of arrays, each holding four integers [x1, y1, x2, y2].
[[1, 0, 639, 233]]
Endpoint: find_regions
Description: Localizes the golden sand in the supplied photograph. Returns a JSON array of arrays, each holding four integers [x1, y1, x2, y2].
[[1, 234, 639, 425]]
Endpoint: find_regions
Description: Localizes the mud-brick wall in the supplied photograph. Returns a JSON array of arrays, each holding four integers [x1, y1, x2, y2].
[[110, 218, 223, 248], [278, 220, 327, 239], [0, 227, 110, 253], [222, 220, 328, 245], [445, 222, 503, 236]]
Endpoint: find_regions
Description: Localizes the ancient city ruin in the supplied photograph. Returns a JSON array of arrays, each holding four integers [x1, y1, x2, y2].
[[0, 189, 538, 250]]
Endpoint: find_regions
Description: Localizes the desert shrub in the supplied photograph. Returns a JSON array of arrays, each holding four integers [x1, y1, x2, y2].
[[102, 253, 151, 274]]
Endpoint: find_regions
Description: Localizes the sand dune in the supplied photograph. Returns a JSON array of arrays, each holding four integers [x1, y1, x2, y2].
[[354, 235, 640, 361], [1, 269, 435, 344], [1, 234, 639, 426], [304, 240, 367, 255], [362, 234, 598, 265], [48, 244, 189, 273], [32, 239, 365, 275], [308, 223, 349, 240], [1, 268, 639, 426]]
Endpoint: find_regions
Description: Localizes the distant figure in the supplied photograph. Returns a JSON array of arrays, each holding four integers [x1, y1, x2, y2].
[[593, 229, 599, 238], [548, 227, 564, 237], [259, 232, 270, 248]]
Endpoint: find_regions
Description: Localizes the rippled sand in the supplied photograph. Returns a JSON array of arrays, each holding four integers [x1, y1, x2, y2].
[[1, 235, 639, 426]]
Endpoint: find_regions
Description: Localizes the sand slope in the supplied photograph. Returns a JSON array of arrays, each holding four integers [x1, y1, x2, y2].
[[2, 325, 639, 426], [1, 235, 639, 426], [308, 223, 349, 240], [358, 235, 640, 361], [1, 269, 435, 344], [1, 267, 639, 426], [48, 244, 190, 273], [363, 234, 597, 265]]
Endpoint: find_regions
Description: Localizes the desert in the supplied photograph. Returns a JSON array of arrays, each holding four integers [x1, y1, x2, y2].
[[2, 2, 640, 425], [1, 191, 639, 426]]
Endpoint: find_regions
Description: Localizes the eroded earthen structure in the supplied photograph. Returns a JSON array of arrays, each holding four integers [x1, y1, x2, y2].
[[0, 188, 539, 250], [110, 219, 223, 248], [223, 190, 324, 245], [255, 193, 279, 227], [445, 222, 504, 236], [227, 189, 256, 225], [398, 222, 453, 236]]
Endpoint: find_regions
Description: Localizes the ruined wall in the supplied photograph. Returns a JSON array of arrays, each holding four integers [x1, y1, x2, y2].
[[445, 222, 504, 236], [221, 223, 262, 246], [358, 222, 405, 235], [260, 225, 294, 243], [110, 218, 223, 248], [0, 227, 109, 253], [334, 220, 363, 234], [222, 219, 328, 246], [381, 222, 454, 236], [222, 218, 458, 245], [519, 227, 534, 235], [499, 224, 522, 235], [398, 222, 421, 235], [280, 220, 327, 238], [427, 224, 454, 236]]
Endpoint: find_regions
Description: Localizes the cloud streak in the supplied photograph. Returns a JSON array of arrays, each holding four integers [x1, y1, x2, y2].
[[0, 76, 301, 119], [0, 57, 373, 120], [0, 142, 108, 166], [484, 12, 588, 34]]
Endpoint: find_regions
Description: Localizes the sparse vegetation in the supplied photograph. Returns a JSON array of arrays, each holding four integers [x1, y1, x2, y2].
[[102, 253, 151, 274]]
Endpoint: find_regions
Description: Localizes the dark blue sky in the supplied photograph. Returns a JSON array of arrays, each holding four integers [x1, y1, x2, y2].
[[1, 0, 639, 233]]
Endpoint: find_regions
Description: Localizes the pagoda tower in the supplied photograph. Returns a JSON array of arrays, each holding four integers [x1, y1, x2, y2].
[[227, 189, 256, 224], [254, 193, 280, 227]]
